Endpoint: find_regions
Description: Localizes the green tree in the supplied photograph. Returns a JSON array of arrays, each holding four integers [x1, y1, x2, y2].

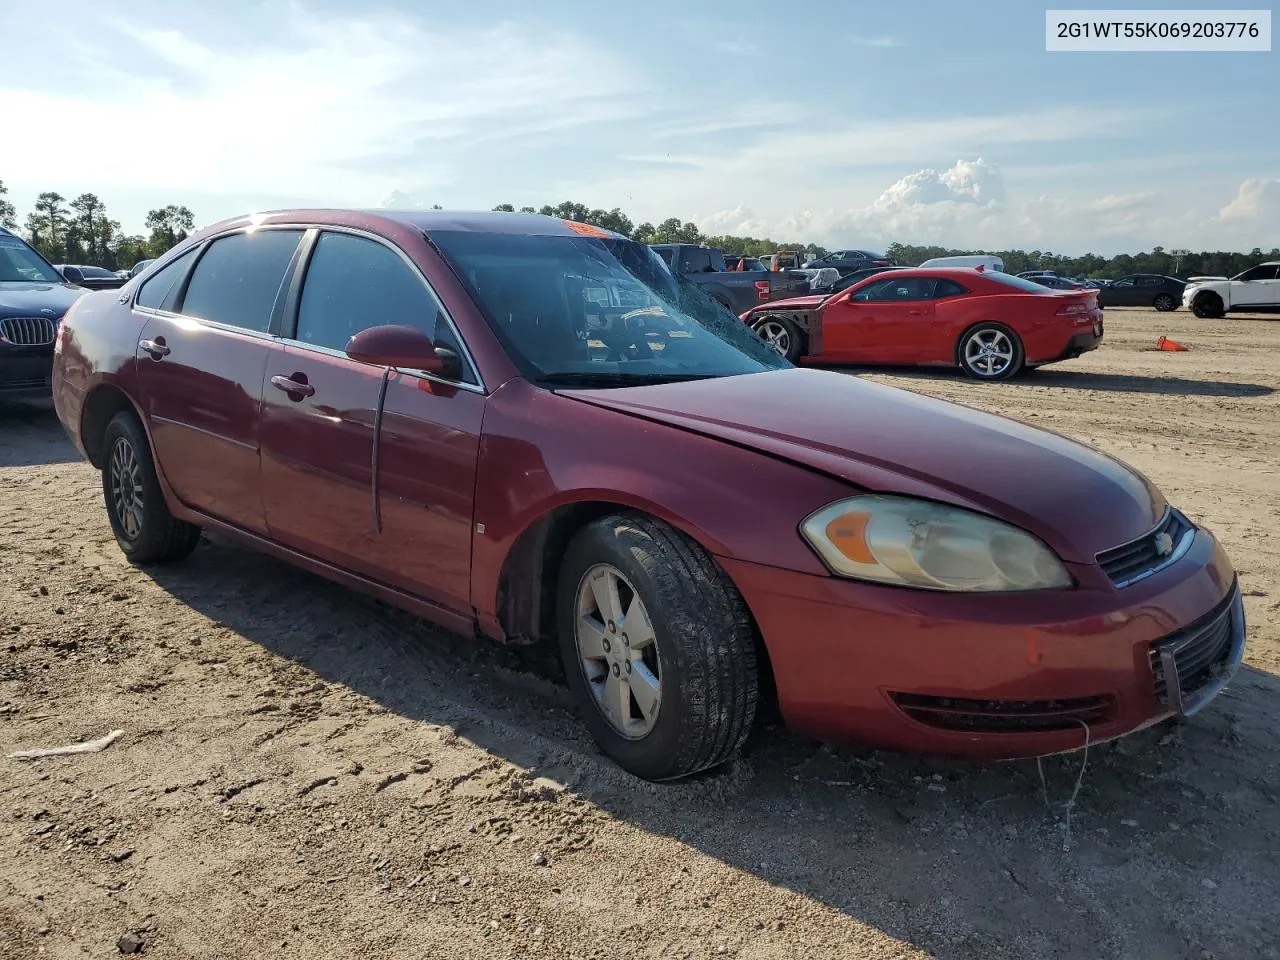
[[0, 180, 16, 229], [492, 203, 515, 212], [69, 193, 115, 264], [26, 192, 70, 260], [112, 234, 150, 271], [145, 205, 196, 257]]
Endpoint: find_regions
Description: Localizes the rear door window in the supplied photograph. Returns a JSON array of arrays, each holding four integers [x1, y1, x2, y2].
[[933, 279, 968, 298], [179, 229, 304, 332]]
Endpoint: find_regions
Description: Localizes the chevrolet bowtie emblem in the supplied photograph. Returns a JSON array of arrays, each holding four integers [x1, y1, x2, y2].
[[1154, 532, 1174, 557]]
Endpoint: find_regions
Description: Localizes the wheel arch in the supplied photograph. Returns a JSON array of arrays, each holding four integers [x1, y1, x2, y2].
[[491, 497, 778, 714], [80, 383, 147, 469]]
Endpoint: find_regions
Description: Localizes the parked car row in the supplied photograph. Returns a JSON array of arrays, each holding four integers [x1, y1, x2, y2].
[[45, 209, 1245, 782]]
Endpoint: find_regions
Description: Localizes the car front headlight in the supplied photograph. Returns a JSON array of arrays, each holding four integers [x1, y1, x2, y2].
[[800, 495, 1072, 592]]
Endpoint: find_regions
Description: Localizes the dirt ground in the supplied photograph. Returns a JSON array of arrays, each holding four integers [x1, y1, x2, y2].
[[2, 306, 1278, 960]]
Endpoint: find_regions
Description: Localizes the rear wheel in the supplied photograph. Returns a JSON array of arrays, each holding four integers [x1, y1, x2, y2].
[[957, 323, 1024, 381], [1153, 293, 1177, 312], [1191, 292, 1225, 319], [102, 411, 201, 564], [556, 513, 758, 781], [751, 314, 805, 362]]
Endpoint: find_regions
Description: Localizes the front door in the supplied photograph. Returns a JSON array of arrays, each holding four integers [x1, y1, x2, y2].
[[258, 229, 485, 617], [822, 275, 937, 361], [133, 228, 305, 534], [1232, 264, 1280, 307]]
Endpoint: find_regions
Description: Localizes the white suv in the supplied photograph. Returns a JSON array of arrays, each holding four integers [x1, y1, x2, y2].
[[1183, 262, 1280, 318]]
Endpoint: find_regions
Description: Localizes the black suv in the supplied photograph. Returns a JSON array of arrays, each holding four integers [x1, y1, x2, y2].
[[1, 228, 86, 399]]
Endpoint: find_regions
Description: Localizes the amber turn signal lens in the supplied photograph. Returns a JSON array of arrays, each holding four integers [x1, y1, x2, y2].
[[825, 512, 876, 564]]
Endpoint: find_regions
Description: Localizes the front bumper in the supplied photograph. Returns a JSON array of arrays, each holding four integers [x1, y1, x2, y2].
[[720, 527, 1241, 759], [0, 350, 54, 399]]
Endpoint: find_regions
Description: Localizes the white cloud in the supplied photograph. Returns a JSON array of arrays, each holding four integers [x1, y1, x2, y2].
[[1219, 178, 1280, 223], [692, 163, 1276, 254], [851, 35, 904, 48], [0, 6, 643, 210]]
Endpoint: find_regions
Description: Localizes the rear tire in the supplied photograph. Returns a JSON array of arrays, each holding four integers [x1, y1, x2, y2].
[[751, 314, 805, 362], [957, 323, 1024, 381], [102, 411, 201, 564], [1191, 292, 1225, 319], [556, 512, 758, 781], [1153, 294, 1177, 312]]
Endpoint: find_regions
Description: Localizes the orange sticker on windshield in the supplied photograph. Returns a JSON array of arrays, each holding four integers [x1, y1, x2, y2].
[[563, 220, 610, 238]]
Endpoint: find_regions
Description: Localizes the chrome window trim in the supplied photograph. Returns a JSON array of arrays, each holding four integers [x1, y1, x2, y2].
[[276, 337, 486, 396], [130, 221, 486, 393]]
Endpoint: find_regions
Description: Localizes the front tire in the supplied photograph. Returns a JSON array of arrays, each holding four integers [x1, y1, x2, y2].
[[751, 314, 805, 362], [1191, 292, 1225, 319], [957, 323, 1024, 381], [1153, 294, 1177, 312], [556, 513, 759, 781], [102, 411, 201, 564]]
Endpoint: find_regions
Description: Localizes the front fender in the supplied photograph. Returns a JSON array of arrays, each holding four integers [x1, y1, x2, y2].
[[469, 379, 853, 621]]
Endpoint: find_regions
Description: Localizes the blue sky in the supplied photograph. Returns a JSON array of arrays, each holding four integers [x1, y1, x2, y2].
[[1, 0, 1276, 253]]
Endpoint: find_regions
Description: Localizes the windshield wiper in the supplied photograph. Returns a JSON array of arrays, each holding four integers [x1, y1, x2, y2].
[[537, 371, 716, 388]]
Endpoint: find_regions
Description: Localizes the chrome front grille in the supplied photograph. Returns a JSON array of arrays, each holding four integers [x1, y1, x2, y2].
[[0, 316, 57, 346], [1097, 508, 1194, 587]]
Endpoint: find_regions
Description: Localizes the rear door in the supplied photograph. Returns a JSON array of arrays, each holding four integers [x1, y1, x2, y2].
[[133, 228, 304, 533], [258, 228, 485, 616], [822, 275, 936, 361]]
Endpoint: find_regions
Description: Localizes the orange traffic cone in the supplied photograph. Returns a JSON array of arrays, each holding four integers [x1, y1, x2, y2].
[[1156, 336, 1189, 351]]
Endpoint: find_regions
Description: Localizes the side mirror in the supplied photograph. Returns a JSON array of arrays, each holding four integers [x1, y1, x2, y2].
[[345, 324, 445, 375], [60, 266, 85, 285]]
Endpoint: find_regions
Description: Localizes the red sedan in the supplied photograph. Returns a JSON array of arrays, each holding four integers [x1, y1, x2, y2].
[[52, 211, 1242, 780], [740, 267, 1104, 379]]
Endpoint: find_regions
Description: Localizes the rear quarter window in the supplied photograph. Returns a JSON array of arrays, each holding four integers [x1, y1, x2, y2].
[[135, 249, 197, 311]]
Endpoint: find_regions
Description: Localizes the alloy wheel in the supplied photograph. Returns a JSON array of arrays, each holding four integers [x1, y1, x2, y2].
[[574, 564, 662, 740], [109, 436, 145, 540], [754, 320, 791, 357], [964, 329, 1014, 377]]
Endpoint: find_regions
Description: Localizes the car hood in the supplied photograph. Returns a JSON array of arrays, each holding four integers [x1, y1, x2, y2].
[[747, 293, 827, 313], [0, 281, 86, 318], [562, 368, 1163, 563]]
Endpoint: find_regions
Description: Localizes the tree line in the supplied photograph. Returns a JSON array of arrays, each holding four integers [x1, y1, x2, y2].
[[4, 182, 1273, 279], [0, 180, 194, 270], [884, 242, 1280, 281]]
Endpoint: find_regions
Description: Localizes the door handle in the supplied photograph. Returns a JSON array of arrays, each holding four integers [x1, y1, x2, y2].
[[271, 374, 315, 399], [907, 309, 927, 316], [139, 338, 170, 358]]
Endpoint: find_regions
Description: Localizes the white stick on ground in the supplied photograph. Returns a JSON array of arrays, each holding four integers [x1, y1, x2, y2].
[[6, 729, 124, 761]]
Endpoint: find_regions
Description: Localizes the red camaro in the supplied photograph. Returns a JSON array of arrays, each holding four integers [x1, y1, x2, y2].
[[739, 267, 1104, 379], [52, 211, 1242, 780]]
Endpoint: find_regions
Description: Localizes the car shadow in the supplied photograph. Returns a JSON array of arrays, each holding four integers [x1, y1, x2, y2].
[[832, 365, 1276, 398], [0, 399, 83, 467], [142, 535, 1280, 960]]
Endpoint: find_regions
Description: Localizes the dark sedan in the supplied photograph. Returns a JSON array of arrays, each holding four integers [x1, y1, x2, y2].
[[55, 264, 129, 291], [1030, 275, 1088, 290], [52, 210, 1244, 780], [1, 229, 86, 399], [1099, 274, 1185, 312], [802, 249, 892, 274]]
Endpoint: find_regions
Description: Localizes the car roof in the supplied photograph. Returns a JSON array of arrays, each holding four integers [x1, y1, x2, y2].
[[204, 209, 631, 241]]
